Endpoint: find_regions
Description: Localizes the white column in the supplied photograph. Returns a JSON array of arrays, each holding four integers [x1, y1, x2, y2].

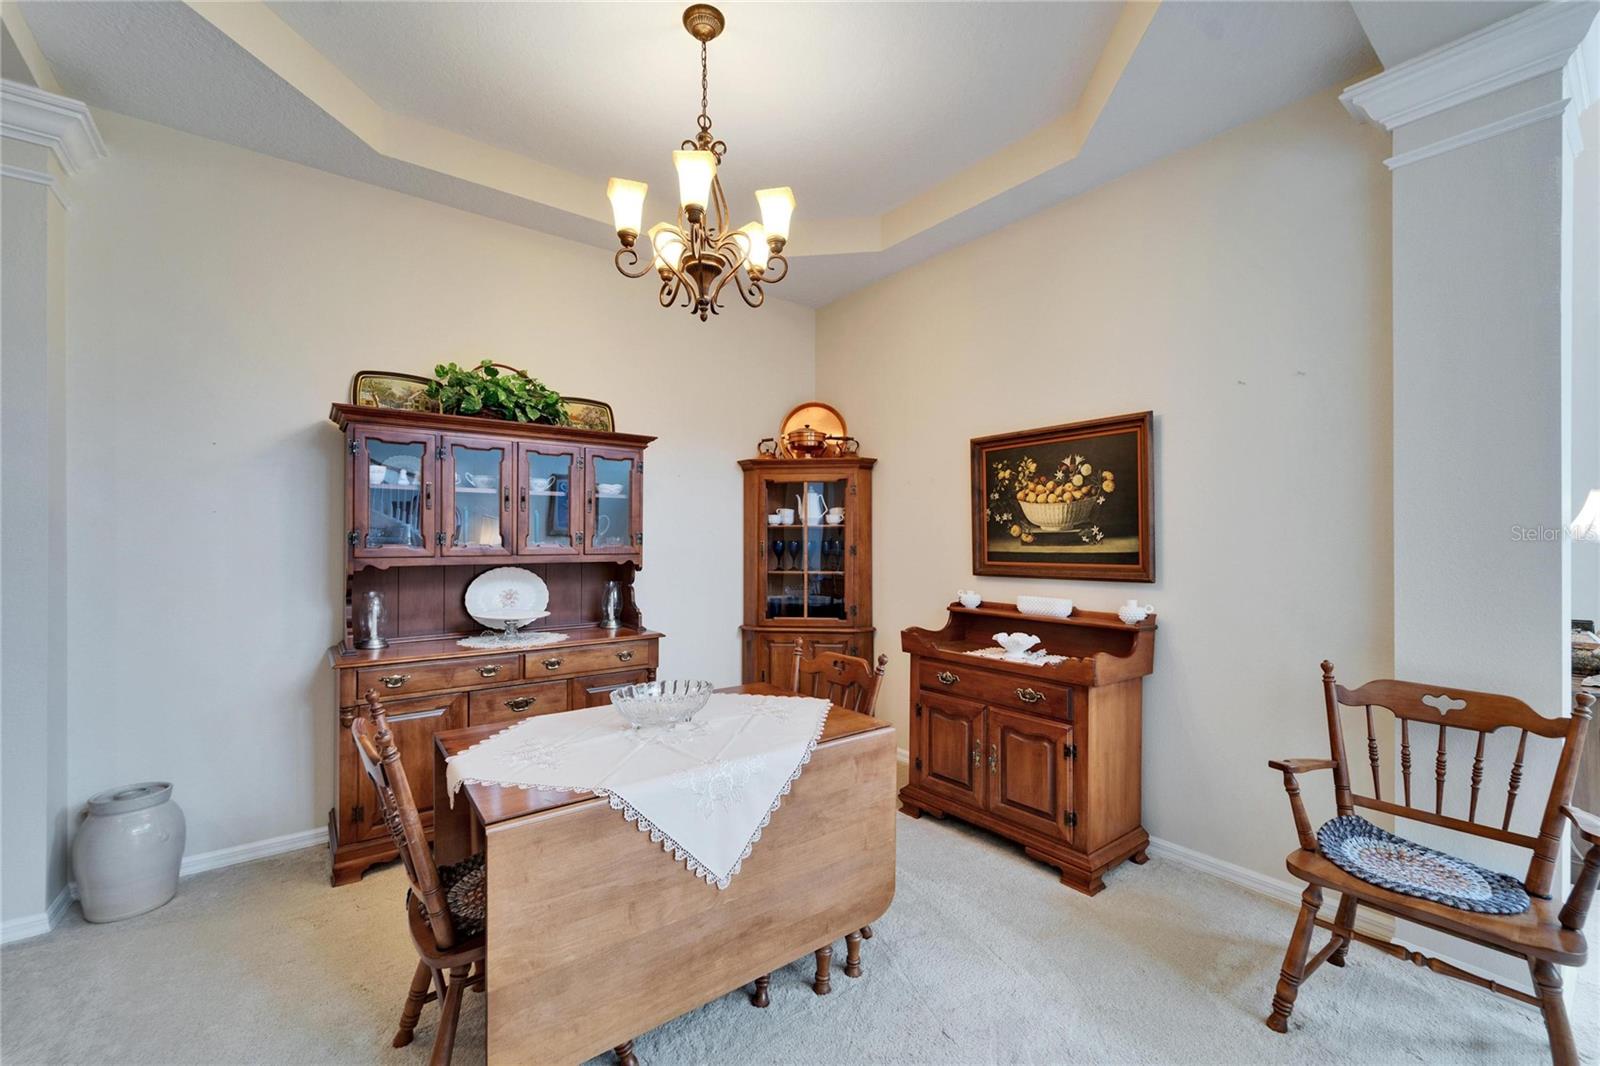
[[0, 77, 102, 942], [1343, 2, 1598, 988]]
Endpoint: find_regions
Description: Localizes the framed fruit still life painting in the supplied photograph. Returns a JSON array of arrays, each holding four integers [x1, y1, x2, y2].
[[971, 411, 1153, 581]]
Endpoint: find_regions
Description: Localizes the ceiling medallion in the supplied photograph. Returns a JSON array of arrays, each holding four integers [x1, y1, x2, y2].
[[607, 5, 794, 322]]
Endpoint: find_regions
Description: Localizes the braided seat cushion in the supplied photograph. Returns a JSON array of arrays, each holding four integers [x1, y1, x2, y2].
[[420, 853, 486, 939], [1317, 815, 1530, 915]]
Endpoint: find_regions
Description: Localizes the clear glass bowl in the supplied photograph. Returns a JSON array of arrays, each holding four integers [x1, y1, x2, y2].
[[610, 680, 715, 730]]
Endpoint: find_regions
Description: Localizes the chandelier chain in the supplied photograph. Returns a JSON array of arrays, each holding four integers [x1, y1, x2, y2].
[[699, 40, 711, 132]]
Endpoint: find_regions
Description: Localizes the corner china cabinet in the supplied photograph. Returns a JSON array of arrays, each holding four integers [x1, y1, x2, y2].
[[327, 404, 660, 885], [738, 456, 875, 683], [899, 601, 1156, 895]]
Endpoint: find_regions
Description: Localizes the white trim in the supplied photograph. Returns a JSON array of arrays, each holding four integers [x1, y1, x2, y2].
[[1341, 1, 1599, 130], [1, 884, 73, 946], [1, 159, 67, 208], [178, 826, 326, 878], [0, 77, 104, 174], [1383, 98, 1573, 170], [1147, 835, 1539, 995]]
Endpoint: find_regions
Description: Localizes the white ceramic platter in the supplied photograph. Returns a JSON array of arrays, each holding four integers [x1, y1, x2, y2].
[[465, 566, 551, 628]]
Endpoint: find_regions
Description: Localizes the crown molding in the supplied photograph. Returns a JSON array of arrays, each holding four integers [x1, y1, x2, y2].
[[0, 78, 105, 175], [1341, 1, 1599, 131], [1, 160, 69, 208]]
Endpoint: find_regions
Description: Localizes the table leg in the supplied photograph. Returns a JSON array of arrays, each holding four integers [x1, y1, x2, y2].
[[813, 945, 833, 995], [432, 743, 473, 866], [844, 932, 862, 978]]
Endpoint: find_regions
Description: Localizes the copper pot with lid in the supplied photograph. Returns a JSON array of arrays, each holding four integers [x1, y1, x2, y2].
[[784, 424, 829, 457]]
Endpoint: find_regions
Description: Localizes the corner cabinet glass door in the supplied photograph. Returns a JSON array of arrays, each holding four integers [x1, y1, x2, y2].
[[517, 442, 582, 556], [352, 429, 437, 559], [761, 473, 852, 621], [584, 448, 642, 555], [440, 435, 514, 557]]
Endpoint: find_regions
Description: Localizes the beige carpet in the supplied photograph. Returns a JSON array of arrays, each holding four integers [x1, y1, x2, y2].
[[3, 814, 1595, 1065]]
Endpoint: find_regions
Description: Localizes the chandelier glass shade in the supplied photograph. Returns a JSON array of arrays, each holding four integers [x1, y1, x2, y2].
[[607, 5, 793, 321]]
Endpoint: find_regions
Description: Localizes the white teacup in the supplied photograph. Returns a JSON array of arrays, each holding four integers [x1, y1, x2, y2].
[[777, 508, 796, 524], [767, 513, 783, 526]]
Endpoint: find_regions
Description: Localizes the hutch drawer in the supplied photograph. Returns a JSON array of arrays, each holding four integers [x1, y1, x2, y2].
[[356, 654, 522, 699], [571, 668, 652, 708], [525, 639, 655, 680], [917, 661, 1073, 721], [468, 679, 570, 726]]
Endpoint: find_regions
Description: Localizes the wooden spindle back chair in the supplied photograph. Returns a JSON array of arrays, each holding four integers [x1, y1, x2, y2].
[[352, 691, 485, 1065], [790, 641, 889, 716], [1264, 662, 1599, 1065]]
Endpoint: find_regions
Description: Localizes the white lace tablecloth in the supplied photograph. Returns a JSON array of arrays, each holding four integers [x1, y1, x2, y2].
[[445, 692, 830, 888]]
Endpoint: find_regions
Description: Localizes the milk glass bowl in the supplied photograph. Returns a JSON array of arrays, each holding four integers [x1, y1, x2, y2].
[[611, 680, 715, 730]]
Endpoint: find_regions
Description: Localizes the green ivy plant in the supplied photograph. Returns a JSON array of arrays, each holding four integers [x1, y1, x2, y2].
[[426, 360, 568, 425]]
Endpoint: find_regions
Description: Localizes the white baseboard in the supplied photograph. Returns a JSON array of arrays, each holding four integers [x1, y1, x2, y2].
[[4, 827, 327, 946], [1146, 834, 1544, 993], [1, 883, 74, 946], [178, 827, 326, 878], [1148, 835, 1394, 940]]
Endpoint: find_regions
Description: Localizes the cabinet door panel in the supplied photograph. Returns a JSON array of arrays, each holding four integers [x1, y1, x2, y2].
[[917, 692, 985, 808], [441, 435, 515, 556], [352, 430, 438, 558], [754, 633, 851, 687], [986, 708, 1074, 842], [584, 447, 642, 555], [349, 693, 466, 840], [517, 442, 583, 555]]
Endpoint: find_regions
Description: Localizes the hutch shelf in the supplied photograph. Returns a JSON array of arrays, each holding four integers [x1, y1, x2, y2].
[[899, 601, 1157, 895], [326, 404, 661, 885], [737, 456, 875, 683]]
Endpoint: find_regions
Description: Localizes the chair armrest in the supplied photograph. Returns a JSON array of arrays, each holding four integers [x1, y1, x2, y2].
[[1563, 804, 1600, 847], [1269, 759, 1335, 851], [1560, 806, 1600, 930], [1268, 758, 1335, 775]]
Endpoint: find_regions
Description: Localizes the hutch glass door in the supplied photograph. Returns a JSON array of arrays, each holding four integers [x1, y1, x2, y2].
[[354, 429, 436, 558], [585, 449, 640, 554], [441, 436, 513, 556], [518, 443, 582, 555], [761, 474, 850, 621]]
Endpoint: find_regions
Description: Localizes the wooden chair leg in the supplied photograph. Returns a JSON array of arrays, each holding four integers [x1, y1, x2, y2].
[[468, 958, 486, 992], [749, 973, 770, 1008], [428, 965, 468, 1066], [613, 1039, 639, 1066], [393, 959, 433, 1048], [813, 945, 833, 995], [1328, 895, 1358, 967], [844, 932, 863, 978], [1529, 959, 1577, 1066], [859, 924, 873, 939], [1266, 885, 1323, 1033]]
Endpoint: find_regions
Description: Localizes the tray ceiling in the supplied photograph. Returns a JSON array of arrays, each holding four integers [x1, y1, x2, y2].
[[18, 1, 1378, 307]]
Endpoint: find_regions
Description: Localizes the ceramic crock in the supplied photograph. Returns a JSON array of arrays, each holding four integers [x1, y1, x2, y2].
[[71, 782, 185, 923]]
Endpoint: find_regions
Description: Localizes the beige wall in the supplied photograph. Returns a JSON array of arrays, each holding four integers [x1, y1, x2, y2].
[[62, 111, 815, 857], [815, 89, 1394, 883]]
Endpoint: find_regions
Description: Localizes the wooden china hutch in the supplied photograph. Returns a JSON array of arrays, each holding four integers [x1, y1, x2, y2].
[[738, 456, 875, 683], [899, 601, 1156, 895], [326, 404, 661, 885]]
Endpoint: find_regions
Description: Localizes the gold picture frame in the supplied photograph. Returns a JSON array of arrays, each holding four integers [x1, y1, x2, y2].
[[350, 371, 439, 412], [562, 397, 615, 432]]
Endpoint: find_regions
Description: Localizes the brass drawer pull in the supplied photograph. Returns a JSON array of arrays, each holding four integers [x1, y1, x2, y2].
[[379, 674, 411, 689], [1016, 687, 1046, 705], [936, 670, 959, 685], [616, 650, 635, 662], [504, 696, 536, 713], [477, 664, 502, 678], [971, 745, 982, 766], [989, 744, 998, 773], [542, 657, 564, 671]]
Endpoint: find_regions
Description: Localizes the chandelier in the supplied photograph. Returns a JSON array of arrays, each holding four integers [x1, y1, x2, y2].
[[607, 4, 794, 322]]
